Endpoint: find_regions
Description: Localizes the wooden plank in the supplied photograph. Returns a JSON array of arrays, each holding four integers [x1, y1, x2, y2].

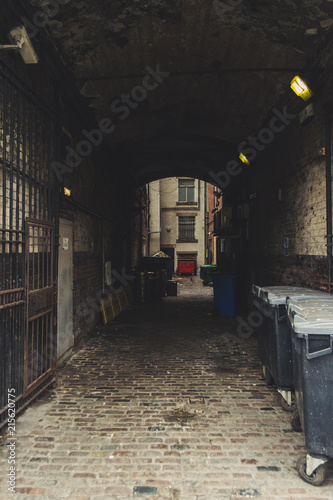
[[100, 296, 114, 324]]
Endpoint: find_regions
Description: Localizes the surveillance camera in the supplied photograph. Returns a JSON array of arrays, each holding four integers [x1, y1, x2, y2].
[[9, 26, 38, 64]]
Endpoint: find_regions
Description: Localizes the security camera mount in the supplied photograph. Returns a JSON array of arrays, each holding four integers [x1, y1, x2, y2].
[[0, 26, 38, 64]]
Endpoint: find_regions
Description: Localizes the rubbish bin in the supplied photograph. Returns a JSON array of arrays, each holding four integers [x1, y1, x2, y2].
[[166, 280, 178, 296], [135, 270, 148, 303], [138, 256, 173, 280], [200, 265, 217, 286], [178, 258, 196, 275], [287, 297, 333, 485], [148, 271, 163, 300], [213, 274, 236, 317], [252, 285, 329, 411]]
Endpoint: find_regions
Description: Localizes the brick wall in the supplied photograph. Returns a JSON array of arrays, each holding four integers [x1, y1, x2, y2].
[[247, 71, 332, 291], [74, 249, 103, 338]]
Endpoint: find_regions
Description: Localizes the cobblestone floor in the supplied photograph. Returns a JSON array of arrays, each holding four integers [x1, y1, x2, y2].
[[1, 276, 333, 499]]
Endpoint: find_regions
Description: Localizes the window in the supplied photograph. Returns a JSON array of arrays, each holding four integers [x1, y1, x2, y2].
[[179, 179, 195, 202], [179, 216, 195, 240]]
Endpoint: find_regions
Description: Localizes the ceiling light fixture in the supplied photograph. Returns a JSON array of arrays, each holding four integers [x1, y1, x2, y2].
[[0, 26, 38, 64], [290, 75, 312, 101]]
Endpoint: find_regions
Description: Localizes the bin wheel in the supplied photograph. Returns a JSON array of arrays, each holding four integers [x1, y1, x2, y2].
[[279, 393, 296, 412], [296, 456, 326, 486], [291, 410, 302, 432]]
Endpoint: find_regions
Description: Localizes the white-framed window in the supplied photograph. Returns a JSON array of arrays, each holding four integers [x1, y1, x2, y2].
[[178, 179, 195, 202]]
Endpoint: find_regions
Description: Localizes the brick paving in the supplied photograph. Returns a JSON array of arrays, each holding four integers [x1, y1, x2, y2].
[[1, 276, 333, 499]]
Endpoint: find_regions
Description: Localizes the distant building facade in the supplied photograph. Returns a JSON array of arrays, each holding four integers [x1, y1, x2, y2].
[[148, 177, 209, 273]]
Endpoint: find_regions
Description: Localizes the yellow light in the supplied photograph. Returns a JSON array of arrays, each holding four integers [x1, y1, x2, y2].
[[64, 187, 71, 197], [290, 76, 313, 101], [239, 153, 250, 165]]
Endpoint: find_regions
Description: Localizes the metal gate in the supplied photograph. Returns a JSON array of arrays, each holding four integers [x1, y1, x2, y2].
[[24, 219, 55, 396], [0, 61, 58, 427]]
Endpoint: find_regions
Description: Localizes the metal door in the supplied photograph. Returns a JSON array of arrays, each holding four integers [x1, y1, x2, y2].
[[57, 218, 73, 362], [24, 219, 55, 397]]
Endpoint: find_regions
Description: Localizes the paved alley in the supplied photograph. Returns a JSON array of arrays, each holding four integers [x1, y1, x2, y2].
[[0, 277, 332, 500]]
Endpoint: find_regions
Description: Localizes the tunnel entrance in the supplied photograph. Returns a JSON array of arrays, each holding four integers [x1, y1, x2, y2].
[[1, 0, 333, 470], [141, 175, 250, 314]]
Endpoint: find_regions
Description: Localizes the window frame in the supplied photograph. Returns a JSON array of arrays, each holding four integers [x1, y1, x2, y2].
[[178, 215, 196, 241], [178, 179, 195, 203]]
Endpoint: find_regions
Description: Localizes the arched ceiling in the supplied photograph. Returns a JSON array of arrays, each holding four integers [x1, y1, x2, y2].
[[29, 0, 333, 185]]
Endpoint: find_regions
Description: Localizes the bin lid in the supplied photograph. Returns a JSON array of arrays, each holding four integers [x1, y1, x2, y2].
[[252, 285, 328, 305], [287, 297, 333, 334], [252, 284, 262, 297], [287, 296, 333, 316]]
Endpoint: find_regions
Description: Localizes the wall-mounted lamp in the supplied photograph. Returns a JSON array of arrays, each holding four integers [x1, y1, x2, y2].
[[0, 26, 38, 64], [290, 76, 313, 101], [239, 153, 250, 165], [64, 187, 72, 197]]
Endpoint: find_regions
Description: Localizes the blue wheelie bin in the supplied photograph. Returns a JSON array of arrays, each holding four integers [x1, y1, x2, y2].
[[287, 297, 333, 485], [213, 274, 236, 317], [252, 285, 329, 411]]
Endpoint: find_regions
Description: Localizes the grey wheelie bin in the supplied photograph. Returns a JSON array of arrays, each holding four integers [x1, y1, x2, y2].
[[287, 297, 333, 486], [252, 285, 329, 411]]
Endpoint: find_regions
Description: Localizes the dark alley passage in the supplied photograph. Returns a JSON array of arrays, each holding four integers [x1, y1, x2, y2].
[[1, 278, 333, 499], [2, 1, 333, 497]]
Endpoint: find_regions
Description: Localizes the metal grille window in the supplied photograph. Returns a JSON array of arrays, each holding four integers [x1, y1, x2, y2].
[[179, 216, 195, 240], [179, 179, 195, 202]]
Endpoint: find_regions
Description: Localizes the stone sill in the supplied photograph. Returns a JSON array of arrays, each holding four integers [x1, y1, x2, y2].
[[176, 239, 198, 243], [176, 202, 198, 206]]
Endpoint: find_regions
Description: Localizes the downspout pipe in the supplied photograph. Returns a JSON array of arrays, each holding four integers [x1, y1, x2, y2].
[[102, 219, 105, 293], [204, 182, 208, 264], [326, 107, 332, 292], [147, 183, 150, 257]]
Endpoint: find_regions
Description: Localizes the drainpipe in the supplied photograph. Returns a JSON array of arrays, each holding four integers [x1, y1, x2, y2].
[[326, 107, 332, 292], [102, 219, 105, 293], [147, 183, 150, 257], [139, 207, 143, 261]]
